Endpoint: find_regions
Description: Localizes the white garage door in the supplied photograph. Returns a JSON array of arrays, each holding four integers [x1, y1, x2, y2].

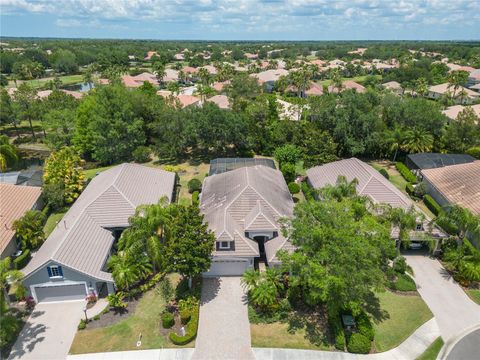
[[203, 259, 250, 277], [34, 283, 87, 303]]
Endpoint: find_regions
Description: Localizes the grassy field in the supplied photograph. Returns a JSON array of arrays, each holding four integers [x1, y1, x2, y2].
[[416, 337, 444, 360], [43, 210, 68, 237], [466, 289, 480, 305], [373, 291, 433, 352], [69, 274, 190, 354], [84, 165, 115, 180], [251, 290, 432, 353], [8, 74, 84, 89], [317, 74, 382, 86]]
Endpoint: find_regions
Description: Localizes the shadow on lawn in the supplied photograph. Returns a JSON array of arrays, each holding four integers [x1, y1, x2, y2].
[[286, 309, 331, 347]]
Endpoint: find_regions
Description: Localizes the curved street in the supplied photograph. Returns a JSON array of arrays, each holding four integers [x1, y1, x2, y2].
[[446, 328, 480, 360]]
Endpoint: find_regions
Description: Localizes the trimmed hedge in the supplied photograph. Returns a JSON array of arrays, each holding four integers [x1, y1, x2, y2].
[[466, 146, 480, 159], [187, 178, 202, 194], [78, 319, 87, 330], [356, 312, 374, 341], [379, 168, 389, 179], [191, 191, 199, 206], [169, 304, 199, 345], [347, 333, 371, 354], [395, 162, 417, 184], [424, 195, 442, 216], [162, 312, 175, 329], [328, 313, 345, 350], [405, 183, 415, 196], [13, 250, 31, 270], [301, 182, 316, 201], [288, 182, 300, 194], [391, 274, 417, 292]]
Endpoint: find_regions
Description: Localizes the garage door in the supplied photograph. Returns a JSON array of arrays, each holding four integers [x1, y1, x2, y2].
[[34, 284, 87, 303], [203, 259, 250, 277]]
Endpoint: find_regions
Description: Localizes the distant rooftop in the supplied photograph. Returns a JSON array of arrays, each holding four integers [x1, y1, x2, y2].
[[406, 153, 476, 170], [209, 158, 276, 176]]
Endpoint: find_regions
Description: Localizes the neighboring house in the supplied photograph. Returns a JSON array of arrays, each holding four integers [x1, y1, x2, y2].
[[277, 99, 308, 121], [382, 81, 403, 94], [427, 83, 480, 104], [287, 82, 323, 97], [176, 94, 201, 108], [328, 80, 365, 94], [406, 153, 476, 176], [173, 53, 185, 61], [208, 158, 276, 176], [207, 95, 230, 109], [421, 161, 480, 216], [442, 104, 480, 122], [212, 80, 230, 92], [200, 165, 294, 276], [467, 69, 480, 88], [470, 83, 480, 92], [0, 184, 43, 259], [0, 168, 43, 187], [244, 53, 258, 60], [251, 69, 289, 91], [122, 72, 159, 88], [306, 158, 445, 244], [21, 164, 176, 303], [144, 51, 159, 60], [199, 65, 217, 75]]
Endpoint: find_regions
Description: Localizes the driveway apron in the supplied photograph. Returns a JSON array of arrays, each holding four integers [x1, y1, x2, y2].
[[193, 277, 255, 360]]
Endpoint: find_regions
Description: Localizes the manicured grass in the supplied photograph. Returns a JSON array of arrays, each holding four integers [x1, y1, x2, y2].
[[84, 165, 115, 180], [166, 161, 209, 201], [317, 75, 382, 86], [373, 291, 433, 352], [251, 322, 333, 351], [9, 74, 84, 89], [43, 210, 67, 237], [466, 289, 480, 305], [69, 274, 189, 354], [416, 337, 444, 360]]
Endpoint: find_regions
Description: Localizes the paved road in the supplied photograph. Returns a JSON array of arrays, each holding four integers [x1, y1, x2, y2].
[[192, 277, 255, 360], [404, 252, 480, 341], [9, 301, 86, 360], [446, 328, 480, 360]]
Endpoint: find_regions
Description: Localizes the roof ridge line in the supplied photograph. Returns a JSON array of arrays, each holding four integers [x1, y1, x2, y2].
[[234, 229, 259, 255]]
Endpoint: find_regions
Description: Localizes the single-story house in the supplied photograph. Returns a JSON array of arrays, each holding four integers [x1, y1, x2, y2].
[[122, 72, 159, 88], [306, 158, 446, 243], [467, 69, 480, 88], [421, 161, 480, 216], [251, 69, 289, 91], [427, 83, 480, 104], [0, 184, 43, 259], [382, 81, 403, 94], [144, 51, 159, 61], [469, 83, 480, 92], [328, 80, 365, 94], [208, 158, 276, 176], [206, 95, 230, 109], [406, 153, 476, 176], [212, 80, 230, 93], [21, 164, 175, 303], [277, 99, 308, 121], [442, 104, 480, 122], [0, 167, 43, 187], [200, 165, 294, 276]]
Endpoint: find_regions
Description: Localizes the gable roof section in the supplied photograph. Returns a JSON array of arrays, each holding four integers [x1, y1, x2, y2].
[[307, 158, 411, 209], [407, 153, 476, 170], [22, 164, 175, 282], [200, 166, 294, 260]]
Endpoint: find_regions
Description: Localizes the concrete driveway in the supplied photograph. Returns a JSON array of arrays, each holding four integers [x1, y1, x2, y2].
[[192, 277, 255, 360], [8, 300, 86, 360], [404, 252, 480, 341]]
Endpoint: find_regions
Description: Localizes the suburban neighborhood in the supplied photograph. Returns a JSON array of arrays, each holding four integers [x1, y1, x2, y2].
[[1, 1, 480, 360]]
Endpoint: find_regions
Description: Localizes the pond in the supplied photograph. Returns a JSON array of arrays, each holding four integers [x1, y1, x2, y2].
[[62, 82, 94, 92]]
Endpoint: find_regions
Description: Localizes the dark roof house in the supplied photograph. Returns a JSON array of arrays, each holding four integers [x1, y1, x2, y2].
[[406, 153, 476, 172]]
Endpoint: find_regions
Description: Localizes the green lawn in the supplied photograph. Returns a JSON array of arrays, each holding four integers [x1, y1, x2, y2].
[[317, 75, 382, 86], [466, 289, 480, 305], [373, 291, 433, 352], [43, 210, 67, 237], [9, 74, 84, 89], [84, 165, 115, 180], [251, 290, 432, 353], [69, 274, 190, 354], [416, 337, 444, 360]]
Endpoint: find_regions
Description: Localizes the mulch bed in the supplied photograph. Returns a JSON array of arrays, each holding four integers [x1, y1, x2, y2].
[[86, 298, 140, 329]]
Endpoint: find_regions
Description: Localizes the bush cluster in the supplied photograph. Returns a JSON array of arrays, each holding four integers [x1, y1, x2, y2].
[[132, 146, 151, 163], [466, 146, 480, 159], [191, 191, 199, 206], [405, 183, 415, 196], [328, 312, 345, 350], [390, 274, 417, 292], [347, 333, 371, 354], [424, 195, 442, 216], [356, 312, 374, 341], [301, 182, 316, 201], [187, 178, 202, 194], [379, 168, 389, 179], [395, 162, 417, 184], [169, 305, 199, 345], [288, 182, 300, 194], [78, 319, 87, 330], [162, 312, 175, 329], [13, 250, 31, 270]]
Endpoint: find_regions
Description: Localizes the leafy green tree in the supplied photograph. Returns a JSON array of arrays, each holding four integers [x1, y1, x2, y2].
[[108, 251, 152, 293], [152, 62, 166, 86], [12, 83, 38, 139], [12, 210, 46, 250], [0, 89, 20, 137], [385, 127, 405, 161], [437, 205, 480, 245], [274, 144, 302, 168], [52, 49, 78, 74], [1, 257, 23, 312], [280, 162, 296, 184], [402, 128, 434, 153], [280, 188, 395, 315], [43, 147, 85, 204], [0, 135, 18, 172], [443, 107, 480, 152], [447, 70, 469, 98]]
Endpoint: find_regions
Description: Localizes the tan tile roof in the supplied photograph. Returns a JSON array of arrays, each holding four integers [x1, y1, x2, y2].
[[200, 166, 294, 262], [442, 104, 480, 121], [0, 184, 42, 255], [22, 164, 175, 281], [422, 161, 480, 215], [429, 83, 480, 98], [207, 95, 230, 109]]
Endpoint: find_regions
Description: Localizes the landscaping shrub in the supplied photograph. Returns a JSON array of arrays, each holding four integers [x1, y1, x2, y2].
[[391, 274, 417, 292], [192, 191, 199, 205], [13, 250, 31, 269], [379, 168, 389, 179], [424, 195, 442, 216], [395, 162, 417, 184], [180, 310, 191, 325], [301, 182, 316, 201], [132, 146, 151, 163], [347, 333, 371, 354], [466, 146, 480, 159], [162, 312, 175, 329], [356, 313, 374, 341], [169, 305, 199, 345], [93, 315, 100, 321], [328, 312, 345, 350], [393, 256, 407, 274], [78, 319, 87, 330], [405, 183, 415, 196], [288, 182, 300, 194], [187, 178, 202, 194], [281, 163, 296, 184], [414, 182, 427, 198]]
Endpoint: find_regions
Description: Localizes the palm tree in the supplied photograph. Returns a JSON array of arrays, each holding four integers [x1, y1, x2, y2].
[[1, 257, 24, 311], [250, 281, 277, 310], [289, 67, 311, 98], [386, 206, 419, 245], [241, 269, 261, 290], [401, 128, 434, 153], [447, 70, 468, 99], [320, 175, 358, 201], [83, 65, 95, 90], [385, 127, 405, 161], [437, 205, 480, 246], [152, 62, 166, 87], [0, 135, 18, 172], [107, 251, 151, 293], [330, 69, 343, 93], [198, 68, 212, 87], [414, 77, 429, 97]]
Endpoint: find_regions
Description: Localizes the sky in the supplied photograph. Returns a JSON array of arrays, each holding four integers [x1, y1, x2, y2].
[[1, 0, 479, 41]]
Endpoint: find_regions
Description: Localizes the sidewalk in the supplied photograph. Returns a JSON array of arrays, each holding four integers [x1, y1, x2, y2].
[[68, 349, 194, 360]]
